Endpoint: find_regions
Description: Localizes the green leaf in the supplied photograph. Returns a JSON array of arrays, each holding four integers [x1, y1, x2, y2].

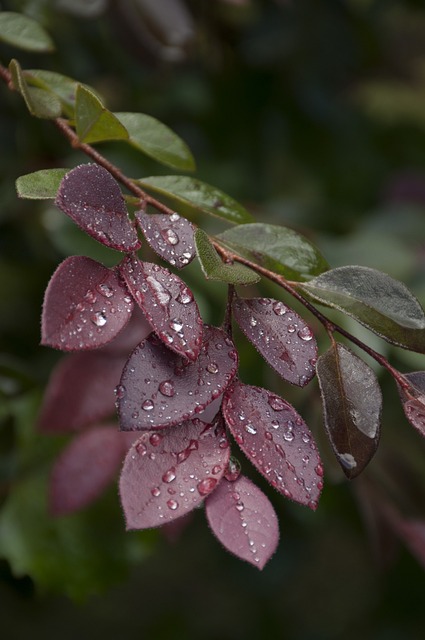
[[0, 11, 54, 52], [195, 229, 260, 285], [16, 168, 68, 199], [299, 266, 425, 353], [115, 112, 195, 171], [9, 59, 61, 119], [138, 176, 255, 225], [75, 85, 129, 144], [217, 223, 329, 281], [316, 342, 382, 479]]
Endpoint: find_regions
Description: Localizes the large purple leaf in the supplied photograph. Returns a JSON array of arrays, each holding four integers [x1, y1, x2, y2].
[[205, 475, 279, 570], [398, 372, 425, 438], [316, 343, 382, 478], [42, 256, 134, 351], [222, 381, 323, 509], [120, 255, 202, 361], [55, 164, 141, 251], [119, 418, 230, 529], [38, 351, 126, 433], [233, 296, 317, 387], [136, 210, 196, 269], [118, 326, 238, 430], [49, 425, 127, 516]]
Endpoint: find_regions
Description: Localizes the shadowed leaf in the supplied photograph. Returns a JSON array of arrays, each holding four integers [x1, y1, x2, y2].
[[75, 85, 129, 144], [9, 59, 61, 119], [16, 168, 68, 199], [222, 381, 323, 509], [195, 229, 260, 285], [316, 343, 382, 478], [136, 210, 196, 269], [398, 372, 425, 438], [205, 475, 279, 570], [0, 12, 54, 51]]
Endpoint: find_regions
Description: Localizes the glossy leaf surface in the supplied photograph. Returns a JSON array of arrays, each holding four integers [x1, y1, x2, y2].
[[0, 11, 54, 51], [16, 168, 68, 199], [120, 255, 202, 360], [195, 229, 260, 285], [217, 223, 329, 281], [300, 266, 425, 353], [120, 419, 230, 529], [55, 164, 141, 251], [49, 426, 127, 516], [118, 326, 238, 430], [75, 85, 129, 144], [138, 175, 254, 224], [316, 343, 382, 478], [42, 256, 134, 350], [398, 372, 425, 438], [205, 475, 279, 569], [222, 382, 323, 508], [136, 210, 196, 269], [115, 112, 195, 171], [233, 296, 317, 386], [9, 59, 61, 119], [38, 351, 126, 433]]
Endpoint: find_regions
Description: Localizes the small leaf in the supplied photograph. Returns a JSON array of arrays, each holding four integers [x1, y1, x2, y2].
[[37, 351, 127, 433], [55, 164, 141, 251], [316, 343, 382, 479], [118, 326, 238, 431], [300, 266, 425, 353], [222, 382, 323, 509], [16, 168, 68, 199], [119, 418, 230, 529], [49, 425, 127, 516], [195, 229, 260, 285], [233, 296, 317, 387], [120, 255, 202, 361], [42, 256, 134, 351], [75, 85, 129, 144], [136, 210, 196, 269], [9, 59, 61, 119], [205, 475, 279, 570], [217, 223, 329, 281], [0, 11, 54, 51], [398, 372, 425, 438], [138, 175, 255, 225], [115, 112, 195, 171]]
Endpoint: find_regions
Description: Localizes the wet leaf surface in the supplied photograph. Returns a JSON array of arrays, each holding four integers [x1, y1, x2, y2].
[[222, 382, 323, 508], [316, 343, 382, 478], [119, 418, 230, 529], [136, 210, 196, 269], [49, 425, 128, 516], [55, 164, 141, 251], [397, 372, 425, 438], [233, 296, 317, 386], [118, 326, 238, 430], [205, 475, 279, 570], [120, 255, 202, 360], [38, 351, 126, 433], [42, 256, 134, 350]]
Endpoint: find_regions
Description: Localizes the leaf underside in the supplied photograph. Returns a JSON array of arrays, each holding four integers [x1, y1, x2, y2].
[[195, 228, 260, 285]]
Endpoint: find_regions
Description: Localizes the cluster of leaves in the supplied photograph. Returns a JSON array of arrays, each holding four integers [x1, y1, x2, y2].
[[2, 10, 425, 572]]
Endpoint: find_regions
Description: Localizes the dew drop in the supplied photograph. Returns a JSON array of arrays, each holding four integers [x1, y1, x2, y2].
[[197, 478, 217, 496], [235, 501, 244, 512], [298, 326, 314, 341], [90, 311, 107, 327], [84, 290, 97, 304], [166, 499, 179, 510], [224, 457, 241, 482], [176, 288, 194, 305], [135, 441, 147, 456], [169, 318, 184, 332], [315, 463, 324, 477], [245, 423, 257, 435], [268, 395, 286, 411], [273, 301, 287, 315], [163, 228, 179, 245], [146, 276, 171, 305], [142, 399, 154, 411], [149, 433, 163, 446], [159, 380, 175, 397], [162, 468, 177, 483], [250, 317, 258, 327], [151, 487, 161, 497], [97, 283, 114, 298], [287, 324, 296, 333], [207, 363, 219, 374], [114, 384, 126, 399], [302, 432, 311, 443]]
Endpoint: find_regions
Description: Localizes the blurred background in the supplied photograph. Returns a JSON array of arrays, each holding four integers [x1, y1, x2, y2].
[[1, 0, 425, 638]]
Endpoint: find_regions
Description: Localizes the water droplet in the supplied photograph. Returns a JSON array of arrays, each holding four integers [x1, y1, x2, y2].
[[149, 433, 162, 446], [298, 326, 314, 341], [163, 228, 179, 245], [268, 395, 286, 411], [235, 501, 244, 512], [212, 465, 222, 475], [250, 317, 258, 327], [151, 487, 161, 497], [162, 468, 177, 483], [159, 380, 175, 397], [97, 283, 114, 298], [166, 499, 179, 510], [170, 212, 180, 222], [315, 463, 324, 477], [114, 384, 126, 399], [207, 363, 219, 374], [287, 324, 296, 333], [142, 399, 154, 411], [283, 424, 294, 441], [169, 318, 183, 332], [224, 457, 241, 481], [197, 478, 217, 496], [160, 331, 174, 345], [176, 288, 193, 305], [136, 441, 147, 456], [84, 290, 97, 304], [146, 276, 171, 305], [271, 419, 280, 429], [245, 423, 257, 435], [90, 311, 107, 327], [265, 431, 273, 441]]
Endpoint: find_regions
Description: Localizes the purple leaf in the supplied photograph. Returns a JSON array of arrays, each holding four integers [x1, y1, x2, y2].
[[316, 343, 382, 478], [55, 164, 141, 251], [49, 425, 126, 516], [118, 326, 238, 430], [222, 381, 323, 509], [38, 351, 126, 433], [205, 475, 279, 570], [42, 256, 134, 351], [120, 255, 202, 361], [233, 296, 317, 387], [398, 372, 425, 438], [136, 210, 196, 269], [100, 306, 152, 355], [119, 418, 230, 529]]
